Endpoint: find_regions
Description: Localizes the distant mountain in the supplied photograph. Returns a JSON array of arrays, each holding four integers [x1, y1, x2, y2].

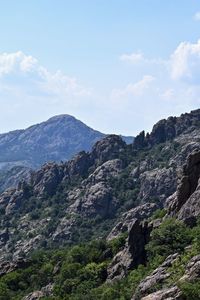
[[0, 115, 104, 168], [0, 115, 134, 191]]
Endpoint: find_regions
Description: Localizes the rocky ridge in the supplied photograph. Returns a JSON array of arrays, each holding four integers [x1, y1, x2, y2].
[[0, 109, 200, 299]]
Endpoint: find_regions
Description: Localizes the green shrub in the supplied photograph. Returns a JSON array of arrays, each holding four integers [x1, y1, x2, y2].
[[179, 280, 200, 300], [108, 232, 128, 255], [150, 209, 166, 220], [146, 218, 192, 259], [0, 282, 11, 300]]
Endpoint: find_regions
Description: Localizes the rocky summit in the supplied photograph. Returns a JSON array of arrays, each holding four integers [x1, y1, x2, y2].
[[0, 109, 200, 299]]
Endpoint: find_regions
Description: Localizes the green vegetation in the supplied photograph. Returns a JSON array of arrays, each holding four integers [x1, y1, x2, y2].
[[146, 218, 192, 258], [179, 280, 200, 300], [0, 218, 200, 299], [149, 208, 166, 221]]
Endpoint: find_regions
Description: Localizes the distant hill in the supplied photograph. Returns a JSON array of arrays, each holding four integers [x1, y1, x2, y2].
[[0, 115, 105, 168], [0, 115, 134, 191]]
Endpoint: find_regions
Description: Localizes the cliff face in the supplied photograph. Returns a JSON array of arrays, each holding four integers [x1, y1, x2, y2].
[[1, 109, 200, 299]]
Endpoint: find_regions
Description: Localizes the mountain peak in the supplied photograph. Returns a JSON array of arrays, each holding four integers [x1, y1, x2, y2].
[[0, 115, 105, 169], [46, 114, 77, 122]]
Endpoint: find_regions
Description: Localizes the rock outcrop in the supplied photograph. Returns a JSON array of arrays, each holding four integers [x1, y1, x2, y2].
[[166, 150, 200, 225], [107, 220, 153, 281], [107, 203, 158, 241], [133, 109, 200, 149], [139, 286, 182, 300], [23, 284, 54, 300], [132, 253, 180, 299]]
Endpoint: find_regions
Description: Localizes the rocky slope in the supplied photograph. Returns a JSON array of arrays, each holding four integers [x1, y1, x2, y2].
[[0, 109, 200, 299]]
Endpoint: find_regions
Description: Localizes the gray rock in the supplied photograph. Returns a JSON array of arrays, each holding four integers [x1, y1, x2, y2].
[[23, 283, 54, 300], [166, 150, 200, 224], [133, 253, 179, 299], [107, 203, 158, 241], [138, 286, 182, 300], [181, 255, 200, 281], [107, 220, 153, 282], [138, 167, 176, 204]]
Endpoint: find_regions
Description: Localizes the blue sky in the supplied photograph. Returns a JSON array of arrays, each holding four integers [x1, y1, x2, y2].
[[0, 0, 200, 135]]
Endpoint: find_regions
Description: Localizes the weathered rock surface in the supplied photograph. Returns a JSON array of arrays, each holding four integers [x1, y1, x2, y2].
[[107, 220, 153, 281], [181, 255, 200, 282], [139, 286, 182, 300], [133, 109, 200, 149], [0, 258, 29, 277], [0, 135, 127, 260], [132, 253, 179, 299], [23, 284, 54, 300], [166, 150, 200, 224], [107, 203, 158, 241], [137, 167, 176, 204], [138, 255, 200, 300]]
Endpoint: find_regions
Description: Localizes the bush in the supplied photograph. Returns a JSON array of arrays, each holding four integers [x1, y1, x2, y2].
[[0, 282, 11, 300], [179, 280, 200, 300], [108, 232, 128, 255], [146, 218, 192, 259], [150, 209, 166, 220]]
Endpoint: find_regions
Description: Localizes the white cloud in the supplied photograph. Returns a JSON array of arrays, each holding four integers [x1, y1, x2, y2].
[[0, 51, 38, 75], [1, 41, 200, 136], [111, 39, 200, 134], [0, 51, 94, 133], [120, 51, 166, 66], [194, 11, 200, 21], [111, 75, 155, 98], [170, 40, 200, 81], [120, 40, 200, 84], [120, 52, 144, 63], [0, 51, 91, 97]]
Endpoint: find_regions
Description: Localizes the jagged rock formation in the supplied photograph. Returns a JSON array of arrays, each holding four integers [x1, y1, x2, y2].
[[132, 253, 180, 299], [107, 219, 153, 282], [166, 150, 200, 225], [1, 109, 200, 299], [182, 254, 200, 282], [107, 203, 158, 241], [131, 254, 200, 300], [133, 109, 200, 149], [0, 135, 128, 261], [1, 110, 200, 263]]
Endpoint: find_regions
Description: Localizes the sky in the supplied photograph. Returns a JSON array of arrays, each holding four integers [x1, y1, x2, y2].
[[0, 0, 200, 135]]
